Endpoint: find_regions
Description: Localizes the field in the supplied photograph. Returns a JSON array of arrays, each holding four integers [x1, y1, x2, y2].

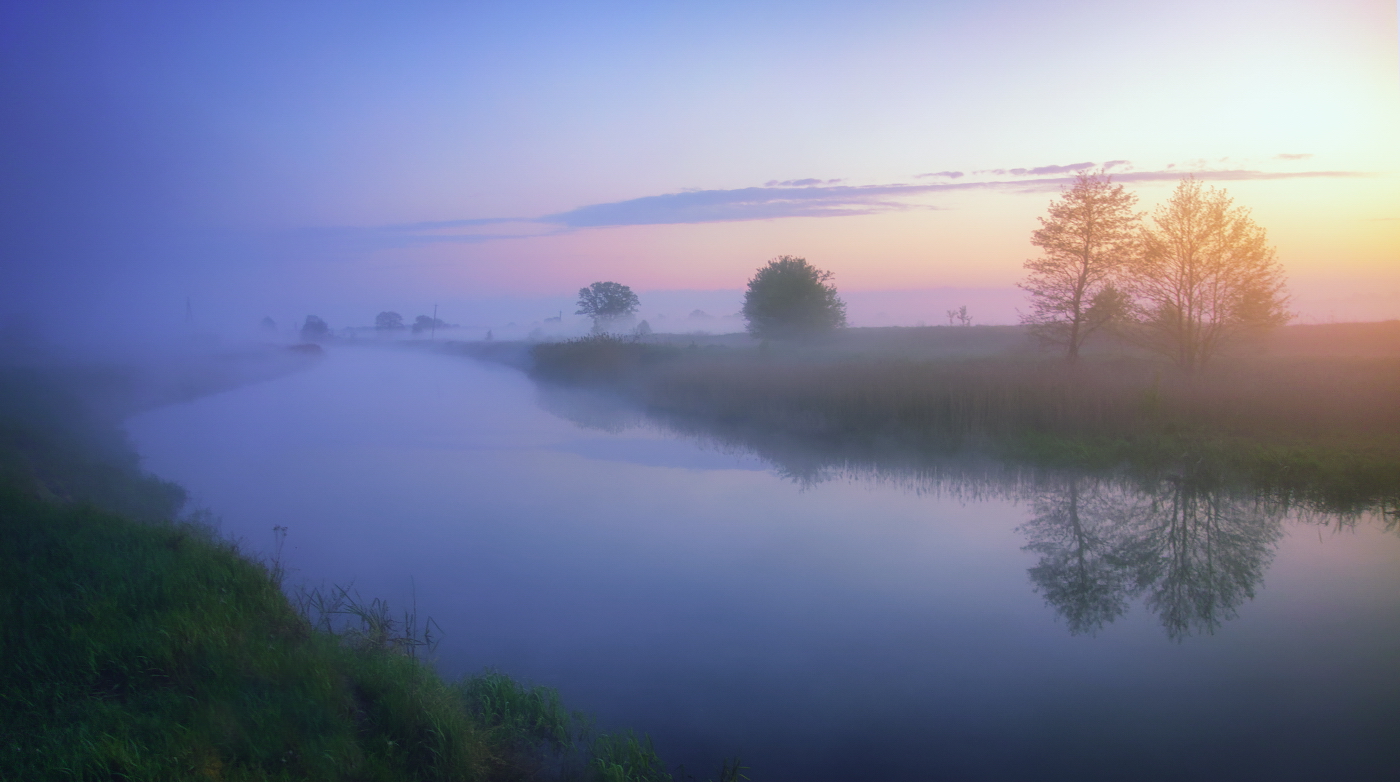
[[521, 322, 1400, 512]]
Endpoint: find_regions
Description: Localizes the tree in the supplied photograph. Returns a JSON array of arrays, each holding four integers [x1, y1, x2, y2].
[[1124, 177, 1289, 371], [741, 256, 846, 339], [1019, 171, 1140, 363], [375, 311, 405, 331], [575, 281, 640, 334], [411, 315, 448, 335], [1021, 479, 1138, 636], [1114, 477, 1282, 640], [300, 315, 328, 342]]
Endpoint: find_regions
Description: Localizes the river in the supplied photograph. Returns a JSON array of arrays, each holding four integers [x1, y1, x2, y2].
[[126, 345, 1400, 781]]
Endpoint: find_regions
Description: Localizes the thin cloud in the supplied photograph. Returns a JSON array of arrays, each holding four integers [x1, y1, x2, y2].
[[302, 217, 557, 249], [541, 168, 1365, 227], [915, 171, 965, 179], [355, 166, 1368, 240], [1276, 153, 1313, 161], [1025, 162, 1095, 175], [541, 185, 924, 227], [1103, 160, 1130, 170], [763, 178, 842, 187], [976, 162, 1098, 176]]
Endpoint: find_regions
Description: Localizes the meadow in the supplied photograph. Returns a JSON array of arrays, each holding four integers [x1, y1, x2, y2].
[[524, 322, 1400, 512]]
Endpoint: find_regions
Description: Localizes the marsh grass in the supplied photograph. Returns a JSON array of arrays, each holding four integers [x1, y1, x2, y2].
[[528, 335, 1400, 510], [295, 583, 442, 660], [589, 732, 671, 782]]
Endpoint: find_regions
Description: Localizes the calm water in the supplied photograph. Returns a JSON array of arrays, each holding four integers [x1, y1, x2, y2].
[[126, 347, 1400, 781]]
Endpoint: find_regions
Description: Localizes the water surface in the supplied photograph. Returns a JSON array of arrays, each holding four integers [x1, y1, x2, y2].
[[127, 347, 1400, 781]]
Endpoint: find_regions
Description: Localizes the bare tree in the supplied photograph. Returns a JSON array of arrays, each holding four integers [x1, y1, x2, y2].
[[1124, 177, 1290, 372], [1019, 171, 1140, 363]]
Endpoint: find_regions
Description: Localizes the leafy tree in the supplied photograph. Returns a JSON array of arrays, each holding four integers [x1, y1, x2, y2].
[[741, 256, 846, 339], [374, 311, 405, 331], [299, 315, 328, 342], [411, 315, 448, 335], [1124, 177, 1290, 371], [1019, 171, 1140, 363], [575, 281, 640, 334]]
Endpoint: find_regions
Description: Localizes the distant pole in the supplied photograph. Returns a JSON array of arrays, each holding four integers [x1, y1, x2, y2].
[[431, 304, 438, 340]]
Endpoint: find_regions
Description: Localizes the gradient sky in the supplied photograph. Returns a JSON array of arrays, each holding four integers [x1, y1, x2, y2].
[[2, 0, 1398, 341]]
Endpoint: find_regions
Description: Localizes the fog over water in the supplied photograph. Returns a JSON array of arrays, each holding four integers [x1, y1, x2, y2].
[[127, 346, 1400, 782]]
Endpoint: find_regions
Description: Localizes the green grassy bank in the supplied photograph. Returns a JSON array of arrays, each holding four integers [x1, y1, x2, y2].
[[526, 328, 1400, 511], [0, 366, 723, 782]]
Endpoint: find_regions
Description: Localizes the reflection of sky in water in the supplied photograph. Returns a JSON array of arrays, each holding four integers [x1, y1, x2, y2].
[[127, 348, 1400, 782], [550, 437, 768, 472]]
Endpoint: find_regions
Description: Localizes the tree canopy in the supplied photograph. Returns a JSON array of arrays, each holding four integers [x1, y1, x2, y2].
[[1123, 177, 1289, 371], [299, 315, 328, 342], [741, 256, 846, 339], [576, 281, 640, 333], [1019, 171, 1140, 363], [411, 315, 449, 335], [375, 311, 405, 331]]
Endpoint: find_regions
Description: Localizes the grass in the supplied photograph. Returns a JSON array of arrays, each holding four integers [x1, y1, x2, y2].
[[525, 332, 1400, 511], [0, 364, 747, 782]]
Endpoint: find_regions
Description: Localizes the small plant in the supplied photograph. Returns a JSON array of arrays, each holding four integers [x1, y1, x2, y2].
[[294, 583, 440, 659], [590, 731, 672, 782], [715, 756, 750, 782]]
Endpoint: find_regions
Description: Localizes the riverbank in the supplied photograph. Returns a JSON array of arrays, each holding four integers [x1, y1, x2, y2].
[[0, 358, 700, 782], [521, 324, 1400, 512]]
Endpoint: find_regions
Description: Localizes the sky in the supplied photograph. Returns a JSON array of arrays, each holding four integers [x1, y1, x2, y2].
[[2, 0, 1398, 345]]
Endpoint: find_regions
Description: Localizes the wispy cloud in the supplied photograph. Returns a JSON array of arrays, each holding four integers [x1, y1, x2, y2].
[[541, 184, 925, 227], [346, 163, 1367, 243], [977, 161, 1096, 176], [1276, 153, 1313, 160], [301, 217, 560, 249], [762, 177, 844, 187]]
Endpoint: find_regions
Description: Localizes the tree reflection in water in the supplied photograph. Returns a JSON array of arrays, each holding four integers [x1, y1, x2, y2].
[[535, 383, 1382, 640], [1021, 477, 1283, 639]]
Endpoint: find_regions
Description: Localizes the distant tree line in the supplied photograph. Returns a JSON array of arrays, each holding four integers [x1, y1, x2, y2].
[[574, 256, 849, 342], [388, 170, 1290, 366]]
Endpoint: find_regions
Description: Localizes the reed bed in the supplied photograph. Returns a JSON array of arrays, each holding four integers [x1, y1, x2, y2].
[[528, 335, 1400, 508]]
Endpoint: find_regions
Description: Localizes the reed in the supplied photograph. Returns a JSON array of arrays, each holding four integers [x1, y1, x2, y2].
[[528, 336, 1400, 508], [589, 731, 672, 782]]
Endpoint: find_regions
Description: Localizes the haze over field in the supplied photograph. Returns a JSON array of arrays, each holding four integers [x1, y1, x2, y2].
[[2, 0, 1398, 348], [5, 6, 1400, 780]]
